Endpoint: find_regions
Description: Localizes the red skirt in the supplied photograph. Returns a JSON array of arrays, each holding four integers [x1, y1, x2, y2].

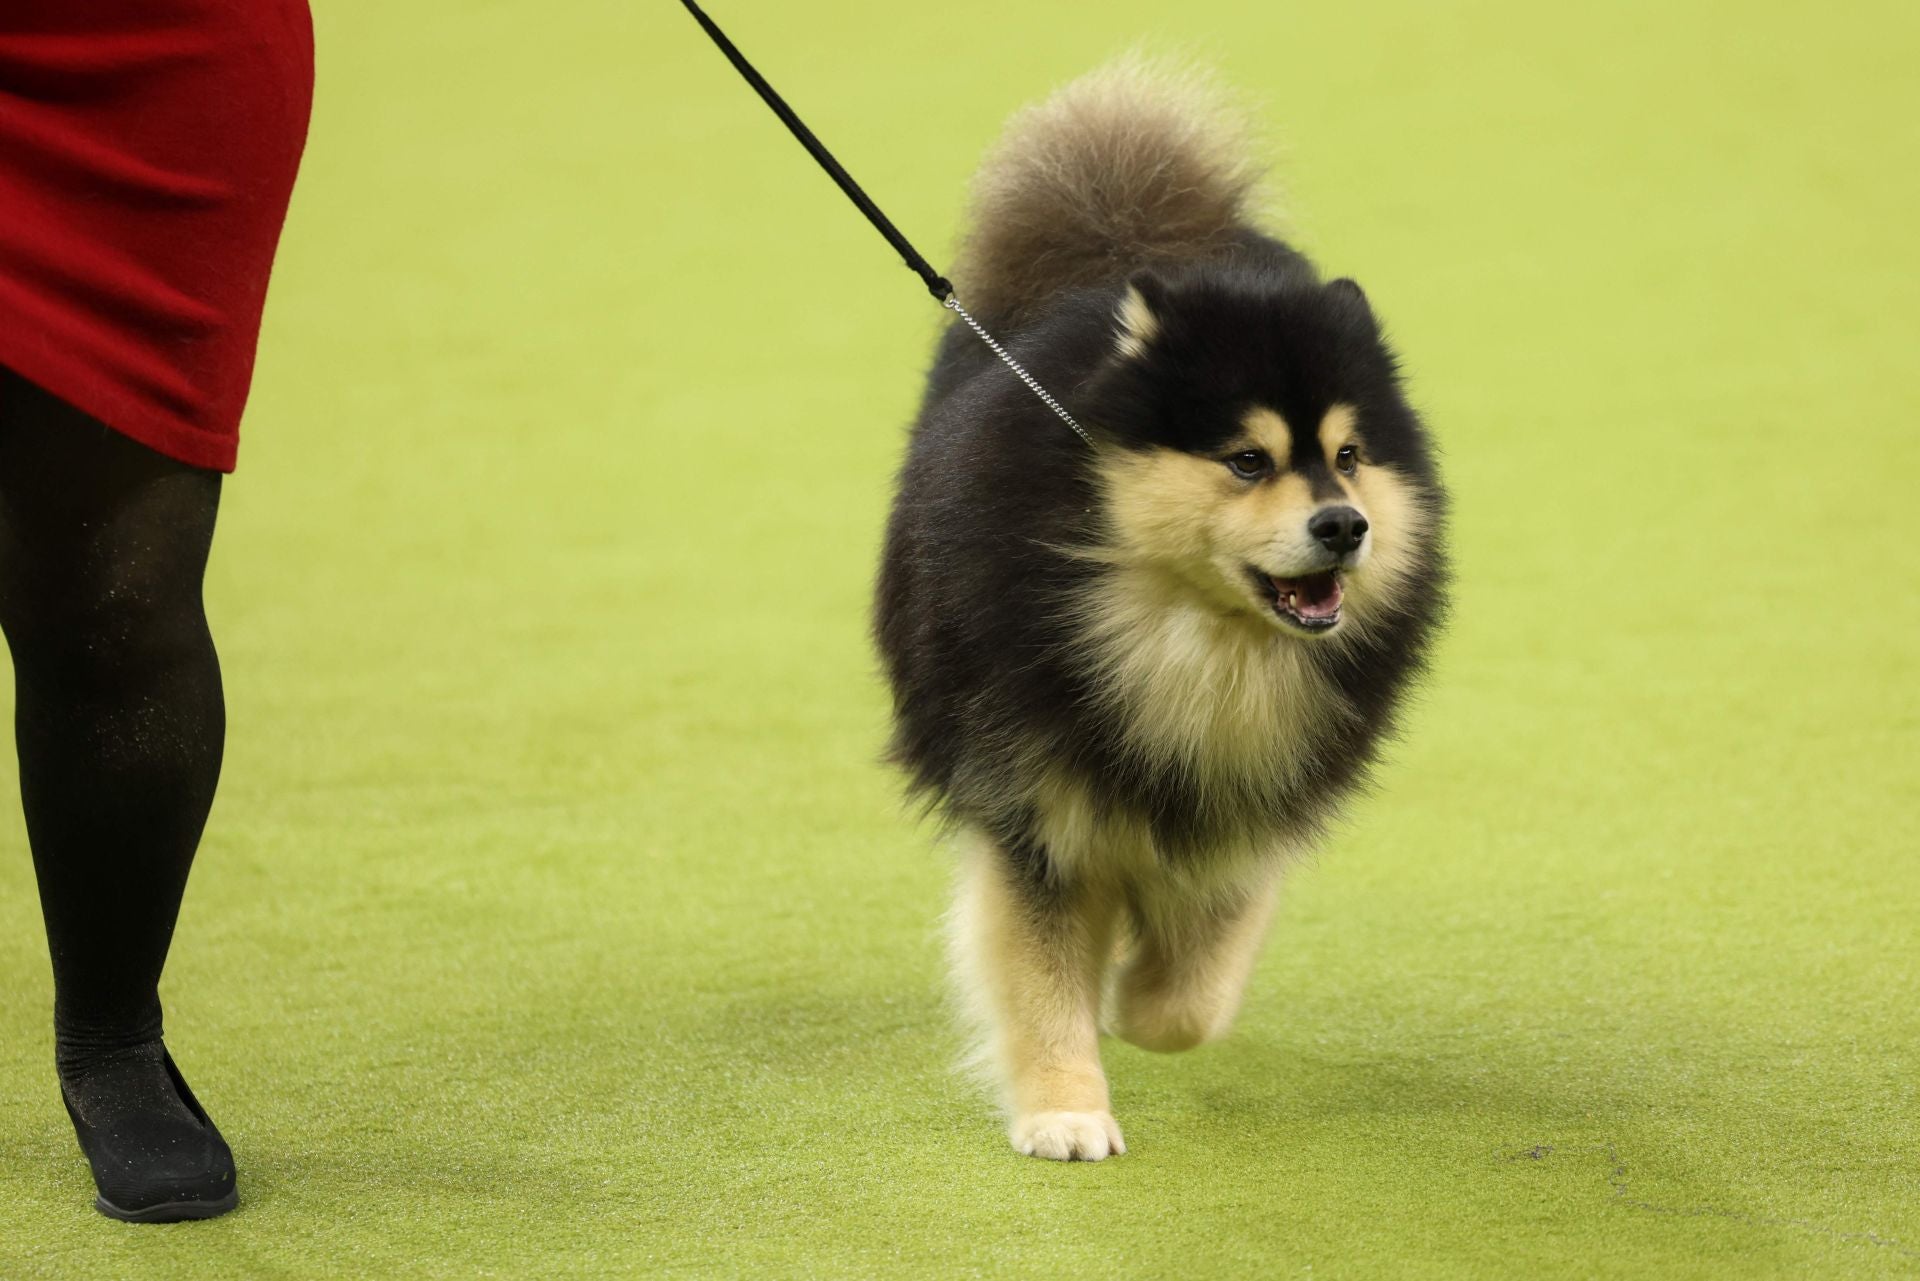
[[0, 1, 313, 472]]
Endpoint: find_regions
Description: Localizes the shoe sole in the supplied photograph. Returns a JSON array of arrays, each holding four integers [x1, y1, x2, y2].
[[95, 1188, 238, 1224]]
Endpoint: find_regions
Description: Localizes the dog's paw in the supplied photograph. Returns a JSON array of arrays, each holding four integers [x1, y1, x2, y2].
[[1009, 1110, 1126, 1162]]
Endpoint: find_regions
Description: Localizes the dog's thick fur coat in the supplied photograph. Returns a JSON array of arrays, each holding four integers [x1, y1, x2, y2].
[[875, 59, 1449, 1160]]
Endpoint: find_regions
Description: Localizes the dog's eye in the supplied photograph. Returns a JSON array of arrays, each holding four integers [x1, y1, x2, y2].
[[1224, 450, 1272, 480], [1335, 445, 1359, 475]]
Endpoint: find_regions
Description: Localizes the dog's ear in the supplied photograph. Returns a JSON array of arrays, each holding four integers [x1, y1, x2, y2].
[[1115, 271, 1169, 359], [1326, 277, 1378, 336]]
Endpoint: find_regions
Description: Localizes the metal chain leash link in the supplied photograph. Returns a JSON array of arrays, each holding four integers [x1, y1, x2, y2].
[[942, 297, 1095, 447]]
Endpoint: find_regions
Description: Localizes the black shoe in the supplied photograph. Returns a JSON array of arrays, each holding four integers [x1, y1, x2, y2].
[[59, 1043, 238, 1223]]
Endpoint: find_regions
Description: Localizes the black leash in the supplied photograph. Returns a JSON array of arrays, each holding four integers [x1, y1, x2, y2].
[[675, 0, 951, 302], [676, 0, 1094, 446]]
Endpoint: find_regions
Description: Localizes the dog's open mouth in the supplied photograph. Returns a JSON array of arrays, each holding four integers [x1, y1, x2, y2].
[[1250, 567, 1344, 632]]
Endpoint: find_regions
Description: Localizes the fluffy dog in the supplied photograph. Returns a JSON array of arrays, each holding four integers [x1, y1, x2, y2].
[[874, 59, 1449, 1160]]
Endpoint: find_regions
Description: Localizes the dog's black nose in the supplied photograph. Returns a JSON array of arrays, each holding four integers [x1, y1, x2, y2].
[[1308, 506, 1369, 554]]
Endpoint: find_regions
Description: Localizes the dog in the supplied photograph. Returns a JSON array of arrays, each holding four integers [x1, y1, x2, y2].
[[874, 58, 1449, 1161]]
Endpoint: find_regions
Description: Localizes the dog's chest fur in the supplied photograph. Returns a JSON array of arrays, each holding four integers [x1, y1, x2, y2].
[[1081, 568, 1340, 779], [1022, 566, 1353, 886]]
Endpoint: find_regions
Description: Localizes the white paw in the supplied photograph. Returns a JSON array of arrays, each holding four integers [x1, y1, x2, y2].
[[1009, 1110, 1126, 1161]]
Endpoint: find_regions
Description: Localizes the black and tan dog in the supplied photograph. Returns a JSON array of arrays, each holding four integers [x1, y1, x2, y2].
[[875, 60, 1449, 1160]]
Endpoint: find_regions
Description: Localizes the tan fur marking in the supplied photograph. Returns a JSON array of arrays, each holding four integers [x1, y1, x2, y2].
[[950, 832, 1124, 1160], [1239, 406, 1292, 460], [1248, 471, 1320, 542], [1074, 569, 1340, 789], [1096, 448, 1242, 589], [1338, 464, 1432, 633], [1114, 285, 1159, 359], [1316, 404, 1359, 468], [1029, 764, 1304, 897], [1109, 871, 1282, 1052]]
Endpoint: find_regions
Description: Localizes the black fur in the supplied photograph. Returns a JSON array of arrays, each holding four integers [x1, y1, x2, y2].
[[875, 229, 1448, 869]]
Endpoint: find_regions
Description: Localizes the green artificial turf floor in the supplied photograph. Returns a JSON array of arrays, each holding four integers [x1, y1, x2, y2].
[[2, 1, 1916, 1276]]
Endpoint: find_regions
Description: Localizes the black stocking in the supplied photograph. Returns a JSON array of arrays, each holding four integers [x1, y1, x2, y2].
[[0, 368, 234, 1219]]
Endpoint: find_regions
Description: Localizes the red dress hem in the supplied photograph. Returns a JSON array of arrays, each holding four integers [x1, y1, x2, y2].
[[0, 277, 239, 472], [0, 0, 313, 473]]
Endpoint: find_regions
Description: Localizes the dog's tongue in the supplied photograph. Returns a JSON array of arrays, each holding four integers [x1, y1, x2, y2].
[[1276, 571, 1343, 619]]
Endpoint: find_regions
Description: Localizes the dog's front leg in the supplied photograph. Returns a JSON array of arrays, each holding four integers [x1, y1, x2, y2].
[[953, 833, 1123, 1161], [1109, 868, 1283, 1053]]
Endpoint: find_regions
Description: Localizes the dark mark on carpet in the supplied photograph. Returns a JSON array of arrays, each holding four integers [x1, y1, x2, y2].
[[1502, 1143, 1919, 1260]]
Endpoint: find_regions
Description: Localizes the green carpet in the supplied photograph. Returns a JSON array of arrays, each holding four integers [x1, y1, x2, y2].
[[2, 1, 1916, 1276]]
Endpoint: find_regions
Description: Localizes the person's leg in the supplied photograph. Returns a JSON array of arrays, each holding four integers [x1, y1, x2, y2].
[[0, 368, 235, 1221]]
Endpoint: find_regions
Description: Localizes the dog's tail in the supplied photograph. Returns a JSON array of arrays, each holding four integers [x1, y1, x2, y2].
[[949, 56, 1265, 326]]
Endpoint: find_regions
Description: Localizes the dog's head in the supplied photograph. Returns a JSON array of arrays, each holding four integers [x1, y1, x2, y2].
[[1081, 267, 1441, 641]]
